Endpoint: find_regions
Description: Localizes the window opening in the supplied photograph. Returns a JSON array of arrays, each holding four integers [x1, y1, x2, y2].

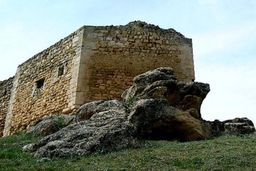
[[32, 78, 45, 98], [36, 78, 45, 89], [58, 66, 65, 77]]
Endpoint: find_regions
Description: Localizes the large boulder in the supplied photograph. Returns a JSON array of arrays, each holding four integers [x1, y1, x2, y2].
[[23, 109, 136, 158], [122, 67, 210, 118], [129, 99, 212, 141], [121, 67, 212, 141]]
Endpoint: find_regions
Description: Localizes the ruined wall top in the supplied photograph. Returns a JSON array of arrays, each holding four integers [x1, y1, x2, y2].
[[82, 20, 192, 46], [125, 21, 188, 40]]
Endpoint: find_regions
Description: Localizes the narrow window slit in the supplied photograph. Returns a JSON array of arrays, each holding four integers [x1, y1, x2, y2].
[[36, 78, 45, 89], [58, 66, 65, 77]]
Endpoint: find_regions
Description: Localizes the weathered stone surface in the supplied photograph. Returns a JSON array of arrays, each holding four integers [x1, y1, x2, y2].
[[26, 114, 75, 136], [208, 119, 225, 136], [224, 117, 255, 135], [122, 67, 210, 118], [75, 100, 126, 121], [121, 68, 212, 141], [23, 110, 136, 158], [23, 67, 255, 158], [129, 99, 212, 141]]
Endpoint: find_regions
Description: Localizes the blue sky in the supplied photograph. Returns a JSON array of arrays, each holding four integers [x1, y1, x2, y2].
[[1, 0, 256, 124]]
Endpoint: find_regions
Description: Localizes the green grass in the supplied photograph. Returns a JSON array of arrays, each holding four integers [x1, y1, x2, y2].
[[0, 132, 256, 171]]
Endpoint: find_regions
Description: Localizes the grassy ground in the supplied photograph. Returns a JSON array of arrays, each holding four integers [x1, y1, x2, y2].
[[0, 132, 255, 171]]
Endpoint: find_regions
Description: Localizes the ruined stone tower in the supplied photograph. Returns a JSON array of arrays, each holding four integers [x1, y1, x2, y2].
[[0, 21, 195, 137]]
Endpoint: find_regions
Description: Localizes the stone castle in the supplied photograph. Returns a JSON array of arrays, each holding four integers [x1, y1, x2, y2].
[[0, 21, 195, 137]]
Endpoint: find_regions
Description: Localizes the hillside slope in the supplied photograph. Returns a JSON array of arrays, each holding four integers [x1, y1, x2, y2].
[[0, 132, 255, 171]]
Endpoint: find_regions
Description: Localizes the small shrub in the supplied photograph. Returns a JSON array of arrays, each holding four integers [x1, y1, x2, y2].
[[55, 117, 66, 129], [126, 97, 138, 106]]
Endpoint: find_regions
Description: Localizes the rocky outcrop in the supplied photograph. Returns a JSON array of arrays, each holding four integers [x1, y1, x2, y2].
[[26, 114, 75, 136], [121, 67, 213, 141], [23, 67, 255, 158], [129, 99, 212, 141], [122, 67, 209, 118], [224, 117, 255, 135], [75, 100, 126, 122], [24, 109, 136, 158]]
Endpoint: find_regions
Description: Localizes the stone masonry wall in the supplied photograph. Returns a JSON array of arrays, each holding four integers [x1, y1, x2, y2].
[[78, 21, 195, 103], [3, 28, 83, 136], [0, 77, 13, 137], [2, 21, 195, 137]]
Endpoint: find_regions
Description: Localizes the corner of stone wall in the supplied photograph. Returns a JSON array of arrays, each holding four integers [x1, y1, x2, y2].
[[178, 39, 195, 82], [3, 67, 20, 137], [76, 26, 97, 105], [62, 27, 86, 114], [0, 76, 14, 137]]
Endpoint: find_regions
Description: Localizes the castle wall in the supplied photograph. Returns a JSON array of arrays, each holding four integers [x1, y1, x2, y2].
[[78, 21, 195, 103], [2, 21, 195, 137], [3, 28, 83, 136], [0, 77, 13, 137]]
